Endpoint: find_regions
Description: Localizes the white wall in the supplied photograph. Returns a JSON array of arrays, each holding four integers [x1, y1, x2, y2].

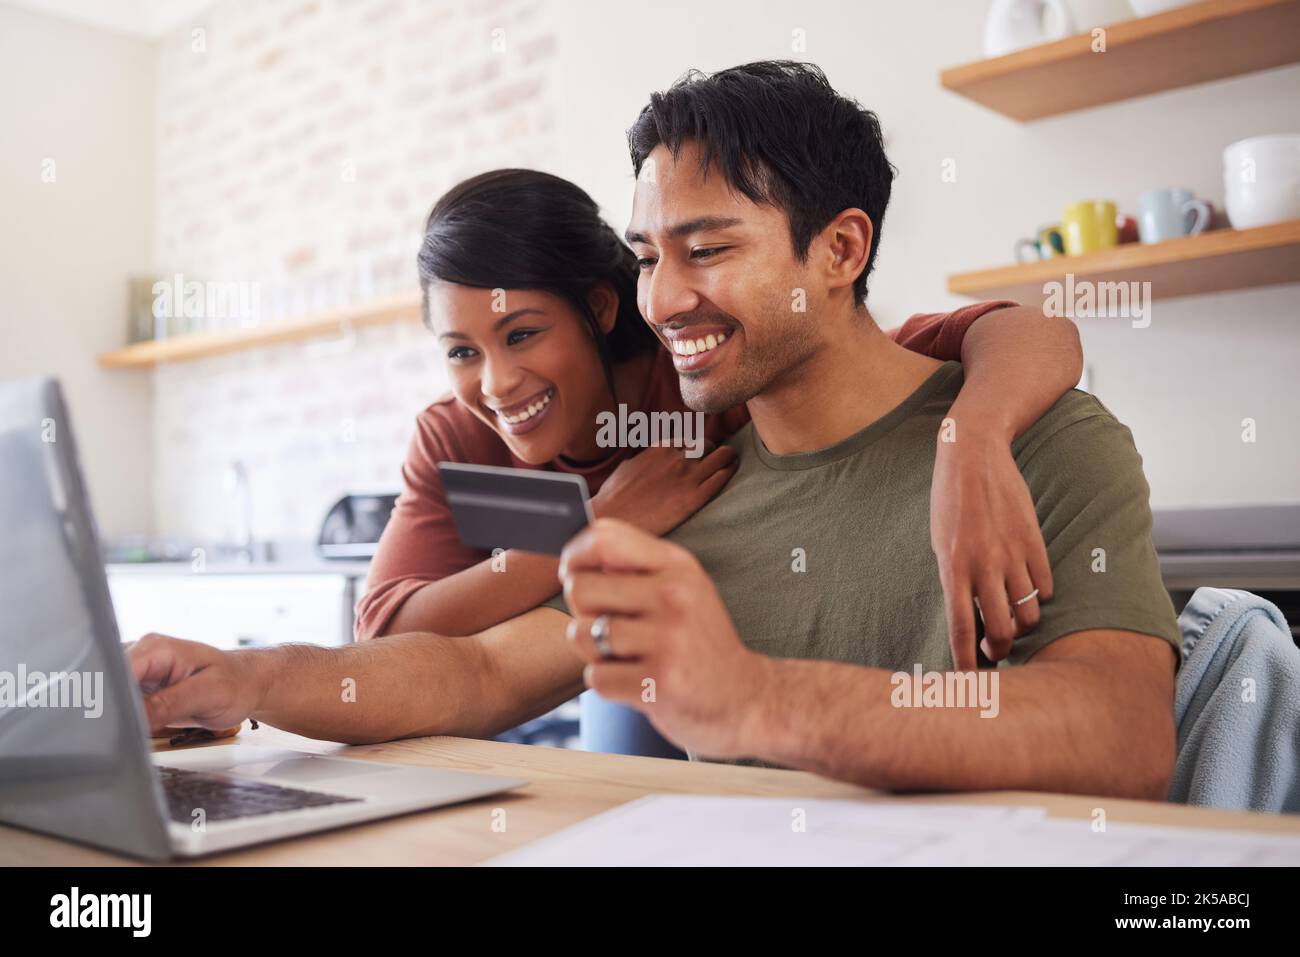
[[552, 0, 1300, 508], [147, 0, 561, 543], [0, 3, 156, 536]]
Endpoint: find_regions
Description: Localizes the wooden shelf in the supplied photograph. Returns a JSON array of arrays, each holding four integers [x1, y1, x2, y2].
[[948, 219, 1300, 304], [96, 227, 1300, 365], [940, 0, 1300, 121], [97, 289, 422, 369]]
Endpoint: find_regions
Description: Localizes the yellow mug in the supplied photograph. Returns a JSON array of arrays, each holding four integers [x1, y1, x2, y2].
[[1061, 200, 1118, 256]]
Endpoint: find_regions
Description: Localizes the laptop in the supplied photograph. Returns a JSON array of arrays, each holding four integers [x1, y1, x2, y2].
[[0, 377, 526, 860]]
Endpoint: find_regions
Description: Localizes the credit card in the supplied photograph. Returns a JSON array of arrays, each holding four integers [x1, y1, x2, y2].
[[438, 462, 594, 556]]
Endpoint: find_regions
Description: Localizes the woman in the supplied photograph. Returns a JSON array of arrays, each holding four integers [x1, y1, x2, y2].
[[356, 169, 1080, 749]]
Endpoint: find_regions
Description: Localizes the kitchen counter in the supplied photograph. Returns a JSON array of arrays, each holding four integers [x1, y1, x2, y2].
[[106, 558, 367, 649], [1159, 549, 1300, 592]]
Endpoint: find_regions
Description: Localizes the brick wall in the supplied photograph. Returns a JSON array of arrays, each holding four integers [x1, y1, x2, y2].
[[152, 0, 559, 543]]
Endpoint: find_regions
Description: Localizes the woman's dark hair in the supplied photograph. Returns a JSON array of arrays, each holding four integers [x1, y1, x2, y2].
[[417, 169, 658, 397], [628, 60, 896, 304]]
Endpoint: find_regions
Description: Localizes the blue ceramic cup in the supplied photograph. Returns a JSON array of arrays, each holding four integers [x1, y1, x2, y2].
[[1138, 188, 1211, 244]]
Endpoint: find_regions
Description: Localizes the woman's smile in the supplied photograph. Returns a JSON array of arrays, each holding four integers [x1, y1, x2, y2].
[[484, 386, 557, 435]]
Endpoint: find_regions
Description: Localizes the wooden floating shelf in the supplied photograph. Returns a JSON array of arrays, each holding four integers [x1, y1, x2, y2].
[[948, 219, 1300, 304], [96, 225, 1300, 365], [940, 0, 1300, 121], [97, 289, 422, 369]]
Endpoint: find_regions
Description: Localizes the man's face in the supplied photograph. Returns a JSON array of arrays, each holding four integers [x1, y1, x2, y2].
[[627, 142, 824, 413]]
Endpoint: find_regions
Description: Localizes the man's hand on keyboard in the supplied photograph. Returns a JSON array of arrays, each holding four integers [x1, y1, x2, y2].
[[126, 634, 266, 736]]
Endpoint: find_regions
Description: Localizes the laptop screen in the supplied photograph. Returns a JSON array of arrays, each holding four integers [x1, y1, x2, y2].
[[0, 377, 171, 859]]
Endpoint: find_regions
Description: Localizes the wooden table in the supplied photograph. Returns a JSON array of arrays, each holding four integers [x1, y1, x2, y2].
[[3, 727, 1298, 865]]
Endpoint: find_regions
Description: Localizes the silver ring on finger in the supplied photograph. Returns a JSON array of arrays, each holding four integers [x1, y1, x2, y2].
[[1012, 588, 1040, 607], [591, 614, 613, 659]]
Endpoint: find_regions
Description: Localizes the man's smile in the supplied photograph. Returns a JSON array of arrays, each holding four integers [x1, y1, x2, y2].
[[662, 326, 733, 373]]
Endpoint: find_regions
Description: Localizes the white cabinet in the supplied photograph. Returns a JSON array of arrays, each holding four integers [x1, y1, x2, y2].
[[108, 569, 359, 650]]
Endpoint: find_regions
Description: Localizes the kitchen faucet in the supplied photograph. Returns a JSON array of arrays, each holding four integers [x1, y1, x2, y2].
[[224, 460, 256, 564]]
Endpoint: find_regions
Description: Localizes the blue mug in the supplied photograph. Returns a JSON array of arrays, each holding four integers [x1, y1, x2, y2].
[[1138, 188, 1211, 244], [579, 690, 685, 759]]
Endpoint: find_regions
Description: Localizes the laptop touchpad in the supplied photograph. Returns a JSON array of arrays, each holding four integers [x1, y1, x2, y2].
[[231, 756, 396, 786]]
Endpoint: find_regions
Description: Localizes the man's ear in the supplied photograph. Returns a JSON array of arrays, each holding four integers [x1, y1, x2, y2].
[[820, 208, 873, 295], [587, 282, 620, 336]]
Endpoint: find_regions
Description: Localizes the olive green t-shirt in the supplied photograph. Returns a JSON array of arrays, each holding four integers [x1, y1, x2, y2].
[[548, 360, 1180, 673]]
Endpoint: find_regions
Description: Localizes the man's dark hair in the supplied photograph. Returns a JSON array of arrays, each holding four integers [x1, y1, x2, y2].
[[628, 60, 896, 304]]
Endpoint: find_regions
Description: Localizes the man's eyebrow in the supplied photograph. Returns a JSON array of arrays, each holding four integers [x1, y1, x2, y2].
[[437, 308, 545, 340], [625, 216, 743, 245]]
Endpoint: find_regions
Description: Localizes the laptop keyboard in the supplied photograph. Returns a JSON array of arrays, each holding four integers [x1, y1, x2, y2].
[[157, 765, 363, 824]]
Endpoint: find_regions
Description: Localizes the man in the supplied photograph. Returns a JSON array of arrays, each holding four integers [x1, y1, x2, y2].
[[131, 62, 1179, 799]]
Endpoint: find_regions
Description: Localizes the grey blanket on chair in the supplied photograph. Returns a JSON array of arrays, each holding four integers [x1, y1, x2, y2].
[[1170, 587, 1300, 813]]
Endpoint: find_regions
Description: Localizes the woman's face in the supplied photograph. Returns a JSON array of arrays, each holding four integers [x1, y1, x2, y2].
[[425, 281, 615, 465]]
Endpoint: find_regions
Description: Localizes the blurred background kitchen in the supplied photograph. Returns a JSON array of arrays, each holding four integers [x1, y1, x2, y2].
[[2, 0, 1297, 746]]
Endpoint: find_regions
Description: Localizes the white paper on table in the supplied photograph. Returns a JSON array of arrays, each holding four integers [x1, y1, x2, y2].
[[912, 815, 1300, 867], [486, 794, 1300, 867], [485, 796, 1047, 867]]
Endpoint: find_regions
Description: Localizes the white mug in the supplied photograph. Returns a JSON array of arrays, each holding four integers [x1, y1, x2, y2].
[[1129, 0, 1198, 15], [1223, 134, 1300, 228], [984, 0, 1074, 57]]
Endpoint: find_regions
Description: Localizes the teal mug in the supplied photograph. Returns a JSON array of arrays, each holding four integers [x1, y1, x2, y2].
[[1014, 224, 1065, 262]]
